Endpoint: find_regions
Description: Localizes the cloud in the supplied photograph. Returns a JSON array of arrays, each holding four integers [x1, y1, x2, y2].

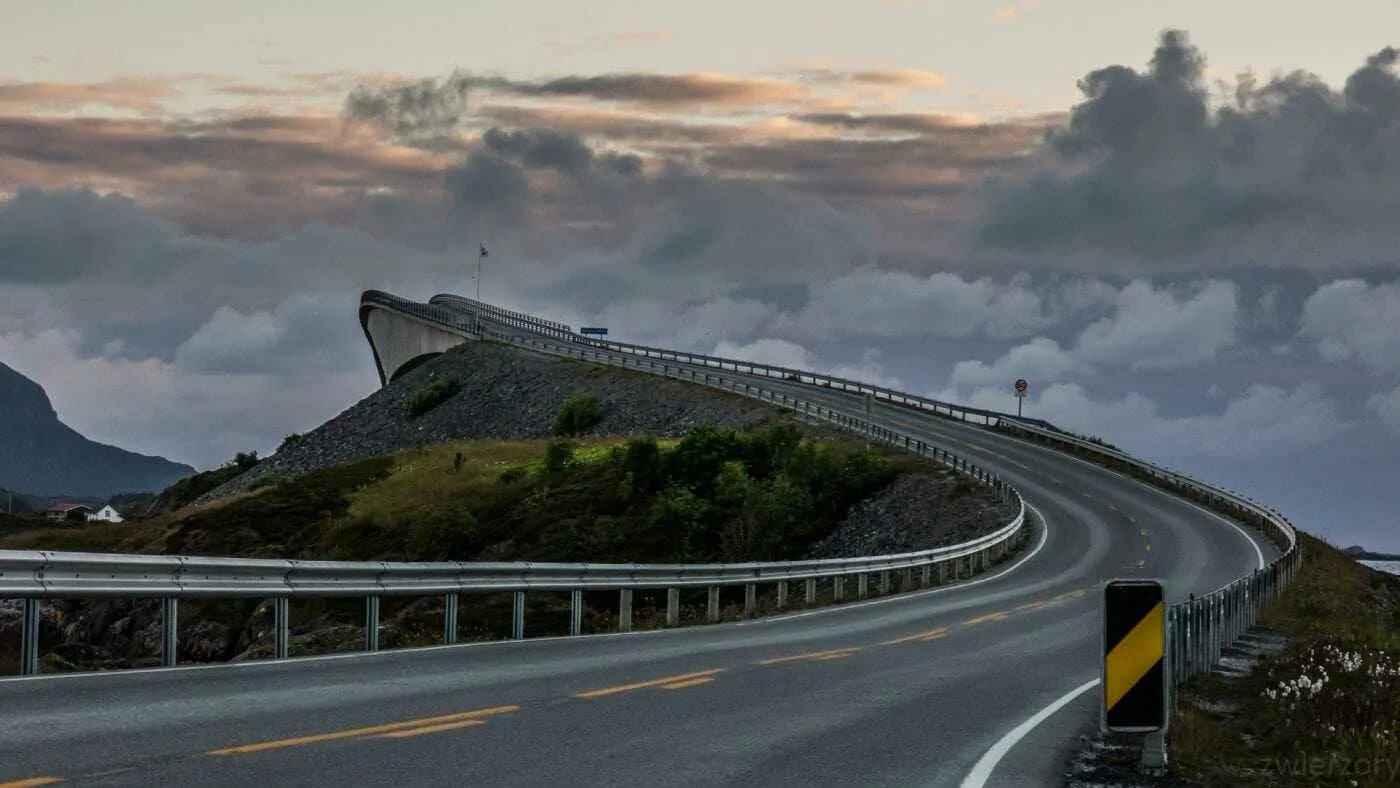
[[947, 338, 1081, 390], [1300, 279, 1400, 373], [1073, 280, 1239, 369], [0, 77, 175, 113], [978, 30, 1400, 272], [711, 338, 904, 389], [960, 381, 1346, 458], [344, 73, 472, 136], [1368, 386, 1400, 434], [798, 68, 948, 91], [777, 270, 1051, 340]]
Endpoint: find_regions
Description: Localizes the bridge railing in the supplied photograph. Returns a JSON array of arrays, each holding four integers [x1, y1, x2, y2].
[[994, 419, 1300, 689], [428, 293, 572, 337], [0, 331, 1028, 677]]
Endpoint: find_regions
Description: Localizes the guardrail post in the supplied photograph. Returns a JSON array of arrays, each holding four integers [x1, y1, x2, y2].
[[273, 597, 290, 660], [619, 589, 633, 632], [938, 561, 948, 585], [512, 590, 526, 640], [833, 576, 845, 601], [805, 578, 817, 604], [879, 571, 891, 595], [707, 586, 721, 622], [570, 590, 584, 635], [666, 588, 680, 626], [776, 581, 788, 609], [857, 574, 869, 599], [161, 598, 179, 668], [444, 592, 459, 645], [903, 567, 913, 590], [365, 596, 381, 652], [744, 584, 756, 616], [921, 564, 932, 587], [20, 598, 41, 675]]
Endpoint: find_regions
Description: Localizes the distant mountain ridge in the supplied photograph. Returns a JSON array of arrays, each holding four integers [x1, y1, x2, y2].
[[0, 361, 194, 497]]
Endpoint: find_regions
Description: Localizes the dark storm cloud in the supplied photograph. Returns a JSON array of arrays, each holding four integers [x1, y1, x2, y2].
[[979, 31, 1400, 270], [344, 74, 473, 136]]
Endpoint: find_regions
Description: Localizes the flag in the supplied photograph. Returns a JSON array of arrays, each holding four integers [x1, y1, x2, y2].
[[480, 244, 489, 258]]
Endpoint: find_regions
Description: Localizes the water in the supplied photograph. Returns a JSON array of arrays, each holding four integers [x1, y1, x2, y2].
[[1361, 560, 1400, 576]]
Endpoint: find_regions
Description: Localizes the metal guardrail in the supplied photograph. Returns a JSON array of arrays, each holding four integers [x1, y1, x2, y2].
[[1, 317, 1027, 676], [994, 419, 1301, 689], [428, 293, 572, 337]]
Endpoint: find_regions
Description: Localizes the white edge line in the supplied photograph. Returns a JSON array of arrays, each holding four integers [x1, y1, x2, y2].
[[737, 502, 1051, 627], [0, 505, 1052, 686], [960, 677, 1101, 788]]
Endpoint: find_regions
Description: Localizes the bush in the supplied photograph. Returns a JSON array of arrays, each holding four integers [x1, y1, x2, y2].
[[622, 436, 664, 493], [403, 505, 479, 561], [407, 377, 461, 419], [554, 392, 603, 436], [545, 439, 577, 474]]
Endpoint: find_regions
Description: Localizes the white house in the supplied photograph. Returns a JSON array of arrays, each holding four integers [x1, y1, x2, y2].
[[86, 505, 124, 523]]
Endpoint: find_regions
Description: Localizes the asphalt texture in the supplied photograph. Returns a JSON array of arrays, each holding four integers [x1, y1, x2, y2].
[[0, 314, 1279, 787]]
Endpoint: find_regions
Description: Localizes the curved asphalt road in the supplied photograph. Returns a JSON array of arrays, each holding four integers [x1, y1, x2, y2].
[[0, 315, 1277, 787]]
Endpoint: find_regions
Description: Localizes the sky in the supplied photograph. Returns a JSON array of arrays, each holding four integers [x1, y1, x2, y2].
[[1, 1, 1398, 550]]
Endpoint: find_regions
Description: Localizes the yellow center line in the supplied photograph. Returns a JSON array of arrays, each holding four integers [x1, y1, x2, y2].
[[1014, 600, 1050, 611], [576, 669, 726, 698], [756, 647, 861, 665], [207, 705, 520, 755], [659, 677, 716, 690], [963, 611, 1009, 626], [881, 627, 948, 645], [379, 720, 486, 739], [0, 779, 64, 788]]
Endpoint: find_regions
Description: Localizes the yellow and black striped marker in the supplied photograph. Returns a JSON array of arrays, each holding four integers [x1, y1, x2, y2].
[[1102, 579, 1166, 731]]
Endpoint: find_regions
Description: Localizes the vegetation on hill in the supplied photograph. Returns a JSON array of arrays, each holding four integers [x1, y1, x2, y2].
[[116, 422, 904, 564], [1171, 534, 1400, 785], [553, 392, 603, 436], [406, 376, 460, 418]]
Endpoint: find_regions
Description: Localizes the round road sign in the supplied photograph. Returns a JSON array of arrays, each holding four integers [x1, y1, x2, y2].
[[1014, 378, 1028, 394]]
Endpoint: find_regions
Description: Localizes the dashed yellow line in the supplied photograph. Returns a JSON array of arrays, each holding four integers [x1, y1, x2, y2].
[[963, 611, 1009, 626], [757, 647, 861, 665], [881, 627, 948, 645], [207, 705, 519, 755], [1015, 600, 1050, 612], [659, 677, 716, 690], [379, 719, 486, 739], [576, 669, 725, 698], [0, 778, 64, 788]]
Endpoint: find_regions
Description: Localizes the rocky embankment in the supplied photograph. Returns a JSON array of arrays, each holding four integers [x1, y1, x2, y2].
[[203, 340, 775, 501], [809, 472, 1020, 558]]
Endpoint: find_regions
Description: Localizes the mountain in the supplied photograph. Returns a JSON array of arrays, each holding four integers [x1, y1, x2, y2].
[[0, 361, 194, 497]]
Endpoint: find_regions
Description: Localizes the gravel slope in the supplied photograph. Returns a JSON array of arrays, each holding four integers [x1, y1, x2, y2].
[[202, 340, 776, 501]]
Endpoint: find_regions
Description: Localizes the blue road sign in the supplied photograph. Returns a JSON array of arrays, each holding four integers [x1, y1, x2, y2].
[[580, 327, 609, 336]]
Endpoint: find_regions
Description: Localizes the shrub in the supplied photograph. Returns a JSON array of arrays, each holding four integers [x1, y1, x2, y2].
[[403, 504, 479, 561], [407, 377, 460, 419], [544, 439, 577, 474], [622, 436, 664, 493], [554, 392, 602, 436]]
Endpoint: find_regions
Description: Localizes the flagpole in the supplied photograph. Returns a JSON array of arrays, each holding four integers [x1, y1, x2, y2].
[[476, 241, 484, 334]]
